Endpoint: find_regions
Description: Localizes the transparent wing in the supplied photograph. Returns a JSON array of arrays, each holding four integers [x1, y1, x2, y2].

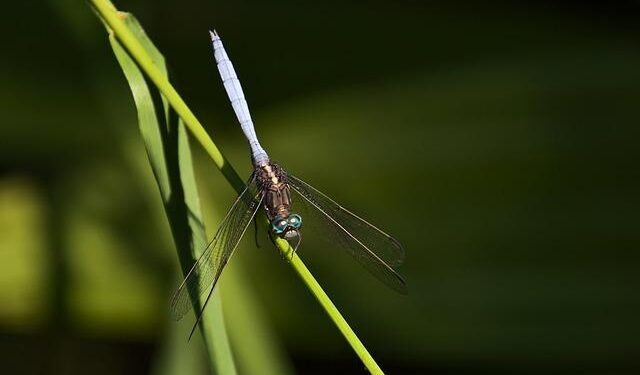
[[287, 173, 407, 294], [170, 175, 263, 321]]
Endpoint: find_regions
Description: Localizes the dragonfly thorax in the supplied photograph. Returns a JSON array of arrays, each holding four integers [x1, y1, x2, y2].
[[256, 163, 294, 221]]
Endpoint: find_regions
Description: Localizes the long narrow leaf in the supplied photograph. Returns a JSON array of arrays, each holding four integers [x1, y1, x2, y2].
[[106, 12, 236, 375]]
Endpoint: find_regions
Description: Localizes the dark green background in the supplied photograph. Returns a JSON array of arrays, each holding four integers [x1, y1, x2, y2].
[[1, 1, 639, 374]]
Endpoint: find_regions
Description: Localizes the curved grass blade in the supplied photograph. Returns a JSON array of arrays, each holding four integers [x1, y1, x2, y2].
[[105, 12, 237, 375]]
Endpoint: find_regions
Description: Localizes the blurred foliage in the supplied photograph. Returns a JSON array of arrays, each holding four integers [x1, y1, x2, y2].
[[1, 0, 639, 374]]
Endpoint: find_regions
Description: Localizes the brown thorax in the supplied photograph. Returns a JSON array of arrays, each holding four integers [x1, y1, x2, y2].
[[256, 163, 292, 221]]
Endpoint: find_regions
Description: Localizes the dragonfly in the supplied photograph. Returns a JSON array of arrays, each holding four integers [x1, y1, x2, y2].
[[170, 30, 407, 333]]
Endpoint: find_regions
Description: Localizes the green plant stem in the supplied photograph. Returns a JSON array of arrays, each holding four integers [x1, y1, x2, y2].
[[274, 238, 383, 375], [90, 0, 385, 373]]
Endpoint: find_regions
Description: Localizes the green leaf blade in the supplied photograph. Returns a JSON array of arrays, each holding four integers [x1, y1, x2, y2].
[[107, 13, 237, 375]]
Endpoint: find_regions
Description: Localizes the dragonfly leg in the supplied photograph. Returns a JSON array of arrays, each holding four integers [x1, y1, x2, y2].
[[288, 231, 302, 262]]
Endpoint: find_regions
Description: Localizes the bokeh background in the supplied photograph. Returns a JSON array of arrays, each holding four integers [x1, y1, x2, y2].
[[1, 1, 639, 374]]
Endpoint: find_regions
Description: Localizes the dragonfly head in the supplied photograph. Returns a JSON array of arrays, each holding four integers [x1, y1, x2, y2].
[[271, 214, 302, 238]]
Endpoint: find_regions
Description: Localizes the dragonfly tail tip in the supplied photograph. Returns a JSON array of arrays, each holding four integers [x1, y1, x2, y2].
[[209, 29, 219, 41]]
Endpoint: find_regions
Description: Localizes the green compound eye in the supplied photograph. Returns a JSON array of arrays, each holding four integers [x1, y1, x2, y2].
[[271, 217, 288, 235], [287, 214, 302, 229]]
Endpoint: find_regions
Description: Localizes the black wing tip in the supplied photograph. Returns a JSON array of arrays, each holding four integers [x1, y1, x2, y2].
[[188, 323, 199, 341], [392, 277, 409, 295]]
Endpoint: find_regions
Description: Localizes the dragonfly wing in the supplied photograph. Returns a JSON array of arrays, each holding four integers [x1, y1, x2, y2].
[[170, 175, 263, 321], [287, 173, 407, 294]]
